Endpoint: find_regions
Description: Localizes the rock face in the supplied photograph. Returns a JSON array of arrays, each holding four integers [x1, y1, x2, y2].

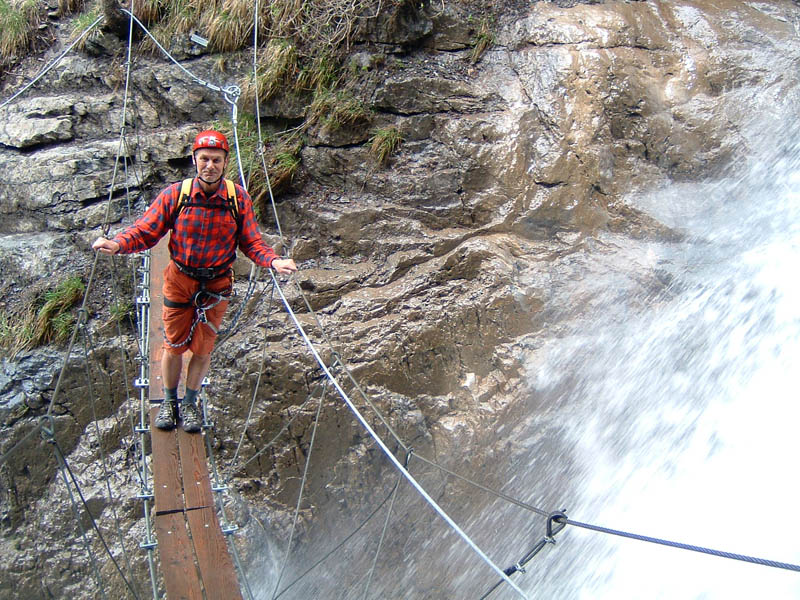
[[2, 1, 800, 598]]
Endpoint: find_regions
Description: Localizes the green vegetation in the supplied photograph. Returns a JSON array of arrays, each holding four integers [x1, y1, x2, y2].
[[242, 39, 299, 103], [369, 126, 402, 166], [33, 276, 85, 345], [0, 276, 85, 356], [470, 17, 494, 64], [214, 115, 303, 217], [110, 300, 133, 324], [69, 6, 101, 51], [0, 0, 37, 62], [308, 88, 369, 131]]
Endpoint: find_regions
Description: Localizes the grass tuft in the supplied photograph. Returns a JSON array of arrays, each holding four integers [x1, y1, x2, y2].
[[0, 0, 38, 62], [33, 276, 85, 346], [369, 126, 402, 166], [242, 39, 299, 104], [308, 88, 369, 131], [470, 17, 494, 64], [0, 276, 85, 356], [202, 0, 252, 52]]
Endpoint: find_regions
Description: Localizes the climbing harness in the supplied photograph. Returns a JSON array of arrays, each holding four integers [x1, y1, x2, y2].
[[163, 270, 232, 348]]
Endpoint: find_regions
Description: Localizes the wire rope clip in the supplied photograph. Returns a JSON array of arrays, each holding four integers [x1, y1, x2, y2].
[[39, 415, 56, 443], [221, 524, 239, 535], [136, 489, 155, 500], [136, 295, 150, 306], [546, 510, 568, 543], [134, 378, 149, 389], [222, 84, 241, 106], [134, 425, 150, 434], [212, 483, 229, 492]]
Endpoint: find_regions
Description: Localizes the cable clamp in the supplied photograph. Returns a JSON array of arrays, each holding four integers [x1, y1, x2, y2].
[[134, 378, 149, 388], [403, 448, 414, 468], [140, 539, 158, 550], [513, 562, 526, 574], [134, 425, 150, 434], [136, 490, 154, 500], [136, 295, 150, 306], [221, 524, 239, 535], [222, 84, 241, 105], [212, 484, 229, 492], [39, 415, 55, 442], [546, 509, 568, 542]]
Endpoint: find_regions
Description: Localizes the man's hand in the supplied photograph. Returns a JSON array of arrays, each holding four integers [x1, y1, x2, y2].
[[92, 237, 120, 255], [271, 258, 298, 275]]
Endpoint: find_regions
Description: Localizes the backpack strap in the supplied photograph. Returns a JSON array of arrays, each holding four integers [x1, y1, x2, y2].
[[172, 178, 241, 236], [225, 178, 239, 221]]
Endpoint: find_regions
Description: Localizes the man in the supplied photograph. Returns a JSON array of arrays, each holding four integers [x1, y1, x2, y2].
[[93, 130, 297, 433]]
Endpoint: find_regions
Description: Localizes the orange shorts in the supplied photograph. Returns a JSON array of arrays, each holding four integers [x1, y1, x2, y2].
[[162, 261, 231, 356]]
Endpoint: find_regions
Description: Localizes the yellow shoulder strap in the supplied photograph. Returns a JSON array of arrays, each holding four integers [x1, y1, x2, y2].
[[178, 178, 193, 210], [225, 179, 238, 218]]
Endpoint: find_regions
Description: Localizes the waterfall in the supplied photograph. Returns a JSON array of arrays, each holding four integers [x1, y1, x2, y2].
[[510, 121, 800, 599]]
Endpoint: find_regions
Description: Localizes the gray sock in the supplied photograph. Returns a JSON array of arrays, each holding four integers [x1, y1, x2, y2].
[[183, 388, 199, 406], [165, 387, 178, 403]]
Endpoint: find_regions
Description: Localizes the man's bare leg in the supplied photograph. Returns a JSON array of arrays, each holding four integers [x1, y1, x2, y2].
[[162, 351, 183, 390], [186, 353, 212, 391]]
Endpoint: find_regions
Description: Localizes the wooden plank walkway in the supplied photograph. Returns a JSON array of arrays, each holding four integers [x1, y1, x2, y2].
[[148, 238, 244, 600]]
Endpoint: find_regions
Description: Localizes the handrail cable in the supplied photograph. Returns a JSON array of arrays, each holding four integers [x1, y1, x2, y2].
[[362, 468, 404, 600], [268, 270, 530, 600], [270, 378, 328, 600], [272, 475, 404, 600], [50, 435, 142, 598], [46, 426, 154, 599], [80, 325, 142, 598], [559, 516, 800, 573], [0, 15, 105, 110], [111, 7, 160, 596], [119, 10, 223, 95], [252, 0, 284, 243], [49, 430, 109, 600], [227, 278, 279, 470]]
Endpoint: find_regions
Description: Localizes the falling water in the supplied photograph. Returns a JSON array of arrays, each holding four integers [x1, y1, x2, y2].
[[495, 120, 800, 599]]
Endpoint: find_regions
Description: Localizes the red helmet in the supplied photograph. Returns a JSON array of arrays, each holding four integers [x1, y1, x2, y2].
[[192, 130, 230, 154]]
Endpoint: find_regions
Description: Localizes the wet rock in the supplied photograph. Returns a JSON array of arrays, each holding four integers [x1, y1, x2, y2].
[[3, 0, 800, 597]]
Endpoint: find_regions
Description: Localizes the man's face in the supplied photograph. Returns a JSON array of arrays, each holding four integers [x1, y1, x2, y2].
[[194, 148, 228, 182]]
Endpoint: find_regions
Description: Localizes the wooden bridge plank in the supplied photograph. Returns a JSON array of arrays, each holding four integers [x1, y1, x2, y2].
[[179, 429, 244, 600], [154, 512, 204, 600]]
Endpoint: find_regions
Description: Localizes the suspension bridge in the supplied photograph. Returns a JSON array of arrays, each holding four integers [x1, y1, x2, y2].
[[1, 6, 799, 600]]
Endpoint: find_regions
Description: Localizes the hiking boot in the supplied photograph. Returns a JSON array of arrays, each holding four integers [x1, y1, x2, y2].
[[154, 401, 177, 430], [181, 401, 202, 433]]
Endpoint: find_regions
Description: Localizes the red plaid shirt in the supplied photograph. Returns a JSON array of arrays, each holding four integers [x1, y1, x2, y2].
[[113, 178, 278, 270]]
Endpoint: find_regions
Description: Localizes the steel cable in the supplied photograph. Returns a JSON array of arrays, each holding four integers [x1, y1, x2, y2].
[[268, 270, 530, 599], [49, 436, 141, 598], [80, 325, 142, 598], [270, 379, 328, 600], [0, 15, 105, 109], [560, 516, 800, 573]]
